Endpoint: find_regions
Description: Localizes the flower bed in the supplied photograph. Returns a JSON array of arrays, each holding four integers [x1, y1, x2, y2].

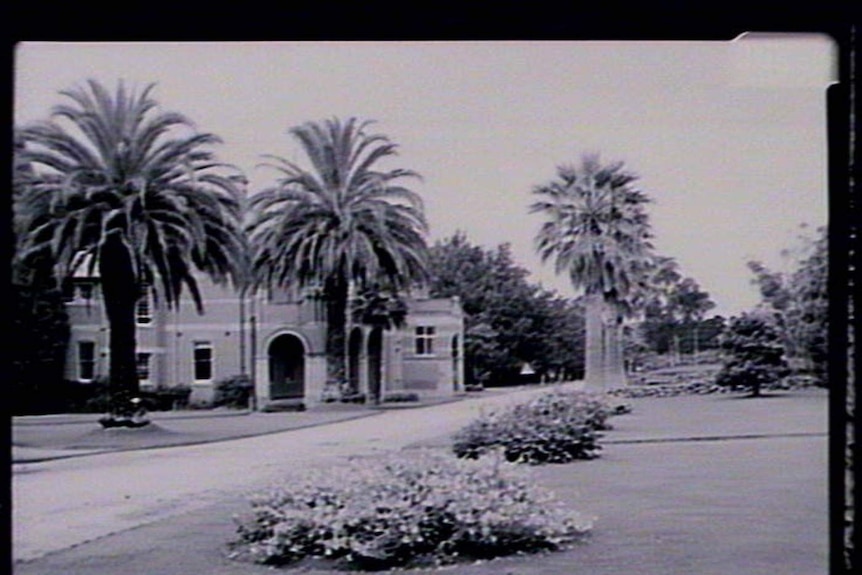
[[452, 388, 617, 465], [608, 375, 819, 399], [231, 451, 591, 570]]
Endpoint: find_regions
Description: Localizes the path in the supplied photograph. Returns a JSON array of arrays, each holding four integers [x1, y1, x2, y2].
[[12, 385, 552, 563]]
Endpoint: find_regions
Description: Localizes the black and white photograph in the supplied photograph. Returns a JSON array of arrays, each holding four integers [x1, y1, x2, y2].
[[9, 35, 847, 575]]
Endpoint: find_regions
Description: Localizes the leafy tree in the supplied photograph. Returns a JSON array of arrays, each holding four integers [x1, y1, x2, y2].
[[669, 276, 716, 355], [14, 80, 247, 410], [531, 155, 653, 391], [638, 256, 681, 354], [11, 134, 72, 414], [428, 232, 584, 385], [247, 117, 429, 391], [747, 225, 828, 384], [715, 312, 790, 397], [784, 227, 828, 382], [9, 279, 71, 414], [637, 256, 719, 358], [532, 292, 586, 381]]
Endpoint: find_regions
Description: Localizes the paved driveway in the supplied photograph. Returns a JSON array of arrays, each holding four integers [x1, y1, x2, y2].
[[12, 385, 554, 562]]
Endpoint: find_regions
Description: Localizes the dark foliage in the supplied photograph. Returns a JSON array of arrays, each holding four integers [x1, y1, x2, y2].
[[715, 313, 791, 396], [9, 281, 71, 415], [452, 389, 614, 464], [213, 375, 253, 408], [428, 232, 585, 386]]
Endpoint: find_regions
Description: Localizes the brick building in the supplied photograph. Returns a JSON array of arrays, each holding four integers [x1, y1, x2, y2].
[[63, 273, 465, 409]]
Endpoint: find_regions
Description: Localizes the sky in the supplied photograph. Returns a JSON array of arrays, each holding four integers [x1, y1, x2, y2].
[[13, 38, 835, 317]]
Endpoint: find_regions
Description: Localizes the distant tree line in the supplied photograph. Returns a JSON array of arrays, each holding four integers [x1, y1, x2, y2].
[[636, 256, 723, 361]]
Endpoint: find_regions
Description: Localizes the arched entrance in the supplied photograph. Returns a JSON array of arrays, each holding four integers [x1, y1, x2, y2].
[[452, 334, 460, 390], [347, 328, 363, 394], [268, 334, 305, 400], [367, 327, 383, 403]]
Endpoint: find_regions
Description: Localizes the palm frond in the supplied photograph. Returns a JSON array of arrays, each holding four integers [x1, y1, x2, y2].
[[14, 79, 245, 313]]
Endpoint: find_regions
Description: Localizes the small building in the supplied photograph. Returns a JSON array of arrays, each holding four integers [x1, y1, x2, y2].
[[63, 274, 465, 409]]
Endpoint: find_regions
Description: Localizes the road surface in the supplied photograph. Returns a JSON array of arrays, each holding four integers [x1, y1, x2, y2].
[[12, 386, 553, 563]]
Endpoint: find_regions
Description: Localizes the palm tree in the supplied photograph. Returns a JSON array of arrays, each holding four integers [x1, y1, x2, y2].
[[531, 154, 653, 391], [14, 80, 247, 412], [247, 117, 429, 393], [351, 285, 409, 331]]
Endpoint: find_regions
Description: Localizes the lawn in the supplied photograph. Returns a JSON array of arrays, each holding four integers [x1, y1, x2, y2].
[[15, 389, 829, 575]]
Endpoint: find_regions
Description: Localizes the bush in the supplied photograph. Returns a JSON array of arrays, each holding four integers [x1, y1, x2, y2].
[[340, 392, 367, 404], [261, 399, 306, 412], [213, 375, 253, 409], [382, 391, 420, 403], [138, 386, 193, 411], [231, 451, 591, 570], [58, 377, 113, 413], [452, 388, 613, 464], [715, 313, 791, 397]]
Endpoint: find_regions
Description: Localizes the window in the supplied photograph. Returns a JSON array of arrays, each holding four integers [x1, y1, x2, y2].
[[136, 352, 151, 383], [136, 286, 152, 325], [78, 341, 96, 381], [415, 326, 435, 356], [193, 342, 213, 381]]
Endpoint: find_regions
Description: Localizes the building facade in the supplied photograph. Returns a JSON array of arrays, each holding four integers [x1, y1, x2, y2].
[[63, 275, 465, 409]]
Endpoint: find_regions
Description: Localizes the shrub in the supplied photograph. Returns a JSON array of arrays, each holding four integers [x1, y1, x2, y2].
[[213, 375, 253, 409], [68, 377, 112, 413], [231, 451, 591, 570], [340, 392, 367, 404], [715, 313, 791, 397], [138, 385, 193, 411], [452, 388, 614, 464], [261, 399, 306, 412], [382, 391, 420, 403]]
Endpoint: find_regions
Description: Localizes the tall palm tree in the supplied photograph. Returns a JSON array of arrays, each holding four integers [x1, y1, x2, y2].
[[15, 80, 247, 408], [247, 117, 429, 392], [531, 154, 653, 391]]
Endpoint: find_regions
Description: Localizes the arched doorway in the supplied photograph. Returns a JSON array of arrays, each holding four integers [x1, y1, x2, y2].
[[452, 334, 460, 391], [268, 334, 305, 400], [347, 328, 363, 394], [367, 327, 383, 404]]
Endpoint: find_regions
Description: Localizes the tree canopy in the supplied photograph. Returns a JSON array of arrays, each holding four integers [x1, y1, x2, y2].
[[747, 225, 828, 383], [428, 232, 584, 385], [246, 117, 429, 393], [14, 79, 247, 403]]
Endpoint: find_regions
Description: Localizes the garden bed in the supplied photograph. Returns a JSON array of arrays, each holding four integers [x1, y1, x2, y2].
[[230, 450, 592, 570], [452, 388, 620, 465]]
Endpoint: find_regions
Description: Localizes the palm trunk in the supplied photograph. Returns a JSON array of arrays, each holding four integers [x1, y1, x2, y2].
[[583, 293, 606, 391], [324, 278, 348, 390], [605, 312, 627, 390], [99, 237, 140, 406]]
